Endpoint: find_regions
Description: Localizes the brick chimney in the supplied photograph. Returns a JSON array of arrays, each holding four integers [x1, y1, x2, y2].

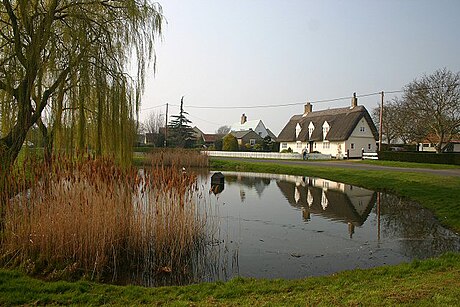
[[351, 92, 358, 108], [304, 102, 312, 115], [241, 113, 247, 124]]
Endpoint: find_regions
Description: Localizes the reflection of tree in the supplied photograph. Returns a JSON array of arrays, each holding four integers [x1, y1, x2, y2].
[[377, 194, 460, 258], [224, 175, 271, 200]]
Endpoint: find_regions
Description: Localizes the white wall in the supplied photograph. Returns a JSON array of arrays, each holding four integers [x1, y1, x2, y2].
[[345, 118, 377, 158]]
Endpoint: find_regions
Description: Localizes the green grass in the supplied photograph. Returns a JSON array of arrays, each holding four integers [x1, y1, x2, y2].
[[1, 156, 460, 305], [1, 253, 459, 306], [353, 159, 460, 169]]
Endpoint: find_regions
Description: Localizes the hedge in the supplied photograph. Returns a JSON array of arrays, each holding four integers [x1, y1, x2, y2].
[[379, 151, 460, 165]]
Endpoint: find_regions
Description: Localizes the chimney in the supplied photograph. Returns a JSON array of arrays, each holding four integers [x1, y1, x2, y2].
[[241, 113, 247, 124], [351, 92, 358, 108], [304, 102, 312, 115]]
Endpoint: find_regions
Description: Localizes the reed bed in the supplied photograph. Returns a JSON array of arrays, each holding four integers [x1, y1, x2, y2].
[[0, 155, 212, 285], [148, 148, 209, 168]]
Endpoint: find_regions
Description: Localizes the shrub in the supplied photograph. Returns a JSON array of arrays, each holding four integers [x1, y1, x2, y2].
[[379, 151, 460, 165], [222, 134, 238, 151]]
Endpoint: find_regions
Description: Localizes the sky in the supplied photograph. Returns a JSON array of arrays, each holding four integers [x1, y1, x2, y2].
[[139, 0, 460, 135]]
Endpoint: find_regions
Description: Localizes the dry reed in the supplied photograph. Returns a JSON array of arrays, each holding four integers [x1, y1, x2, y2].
[[148, 148, 209, 168], [0, 155, 211, 285]]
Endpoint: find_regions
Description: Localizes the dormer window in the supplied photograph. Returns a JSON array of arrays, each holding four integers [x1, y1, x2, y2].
[[295, 123, 301, 138], [322, 121, 330, 140], [308, 122, 315, 139]]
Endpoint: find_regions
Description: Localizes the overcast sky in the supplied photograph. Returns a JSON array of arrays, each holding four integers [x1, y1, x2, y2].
[[140, 0, 460, 135]]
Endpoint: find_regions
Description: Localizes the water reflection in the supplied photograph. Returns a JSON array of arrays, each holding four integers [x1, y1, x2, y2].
[[276, 178, 375, 228], [208, 172, 460, 281], [120, 171, 460, 286]]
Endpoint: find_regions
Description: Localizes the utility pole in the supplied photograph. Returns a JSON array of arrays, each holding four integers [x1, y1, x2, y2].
[[379, 91, 384, 152], [164, 103, 168, 147]]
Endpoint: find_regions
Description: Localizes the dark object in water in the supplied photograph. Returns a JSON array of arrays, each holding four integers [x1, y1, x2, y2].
[[211, 172, 225, 185], [211, 172, 225, 195]]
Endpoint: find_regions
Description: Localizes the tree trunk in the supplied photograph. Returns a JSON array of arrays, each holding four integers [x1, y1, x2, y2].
[[37, 117, 53, 165]]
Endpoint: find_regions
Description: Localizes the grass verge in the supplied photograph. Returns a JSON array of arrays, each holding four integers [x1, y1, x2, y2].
[[1, 253, 459, 305]]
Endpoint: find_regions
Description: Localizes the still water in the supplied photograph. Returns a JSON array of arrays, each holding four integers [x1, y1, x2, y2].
[[202, 172, 460, 281], [127, 171, 460, 286]]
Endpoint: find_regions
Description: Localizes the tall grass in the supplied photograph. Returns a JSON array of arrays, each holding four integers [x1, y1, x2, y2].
[[148, 148, 209, 168], [0, 155, 212, 285]]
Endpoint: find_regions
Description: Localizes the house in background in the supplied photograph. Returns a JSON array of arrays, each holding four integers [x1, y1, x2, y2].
[[277, 94, 378, 158], [230, 114, 276, 141], [418, 134, 460, 152], [192, 126, 223, 148], [230, 130, 264, 148]]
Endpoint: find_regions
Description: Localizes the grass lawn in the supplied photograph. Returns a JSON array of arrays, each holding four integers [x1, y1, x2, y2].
[[352, 159, 460, 169], [1, 157, 459, 306], [1, 253, 459, 306]]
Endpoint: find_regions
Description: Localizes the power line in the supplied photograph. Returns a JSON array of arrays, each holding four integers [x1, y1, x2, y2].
[[187, 113, 222, 127], [139, 83, 458, 112], [140, 103, 166, 111]]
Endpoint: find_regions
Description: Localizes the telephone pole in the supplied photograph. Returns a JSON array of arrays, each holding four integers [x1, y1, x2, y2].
[[379, 91, 384, 151], [164, 103, 168, 147]]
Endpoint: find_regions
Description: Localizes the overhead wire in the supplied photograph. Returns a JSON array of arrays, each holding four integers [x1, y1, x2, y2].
[[139, 83, 458, 112]]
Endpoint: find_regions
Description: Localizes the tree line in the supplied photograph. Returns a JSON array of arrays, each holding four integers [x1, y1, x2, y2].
[[372, 68, 460, 153]]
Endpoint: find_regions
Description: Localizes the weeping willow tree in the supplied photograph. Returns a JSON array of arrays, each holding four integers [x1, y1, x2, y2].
[[0, 0, 163, 174]]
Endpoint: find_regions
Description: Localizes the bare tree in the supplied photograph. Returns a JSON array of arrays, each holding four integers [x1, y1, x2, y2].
[[402, 68, 460, 152], [372, 101, 400, 145], [216, 125, 231, 135], [144, 111, 165, 134]]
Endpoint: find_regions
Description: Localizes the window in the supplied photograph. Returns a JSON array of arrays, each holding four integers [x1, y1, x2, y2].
[[281, 143, 287, 149], [250, 139, 256, 146], [322, 121, 330, 140], [322, 142, 330, 149], [351, 143, 355, 149], [308, 122, 315, 138], [368, 144, 372, 150], [314, 142, 317, 149], [295, 123, 301, 138], [297, 142, 302, 149], [360, 126, 365, 132], [258, 132, 262, 136]]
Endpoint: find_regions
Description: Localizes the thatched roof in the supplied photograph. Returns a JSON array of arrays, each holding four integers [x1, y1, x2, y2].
[[277, 105, 378, 142]]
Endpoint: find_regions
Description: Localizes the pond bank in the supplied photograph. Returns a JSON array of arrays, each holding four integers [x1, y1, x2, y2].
[[1, 158, 460, 305]]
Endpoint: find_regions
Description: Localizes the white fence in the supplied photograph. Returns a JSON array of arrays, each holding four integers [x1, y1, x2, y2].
[[362, 152, 379, 160], [202, 151, 332, 160]]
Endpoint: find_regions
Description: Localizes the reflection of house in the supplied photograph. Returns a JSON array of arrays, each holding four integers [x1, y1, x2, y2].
[[276, 178, 375, 228], [277, 94, 378, 157], [418, 134, 460, 152], [231, 114, 276, 141]]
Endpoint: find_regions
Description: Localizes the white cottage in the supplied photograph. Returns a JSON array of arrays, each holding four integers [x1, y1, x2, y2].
[[230, 114, 277, 140], [277, 94, 378, 158]]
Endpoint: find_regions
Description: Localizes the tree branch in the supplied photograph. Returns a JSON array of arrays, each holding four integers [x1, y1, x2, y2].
[[2, 0, 27, 66]]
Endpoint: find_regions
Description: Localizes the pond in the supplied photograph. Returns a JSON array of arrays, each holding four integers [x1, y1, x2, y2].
[[127, 171, 460, 286]]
